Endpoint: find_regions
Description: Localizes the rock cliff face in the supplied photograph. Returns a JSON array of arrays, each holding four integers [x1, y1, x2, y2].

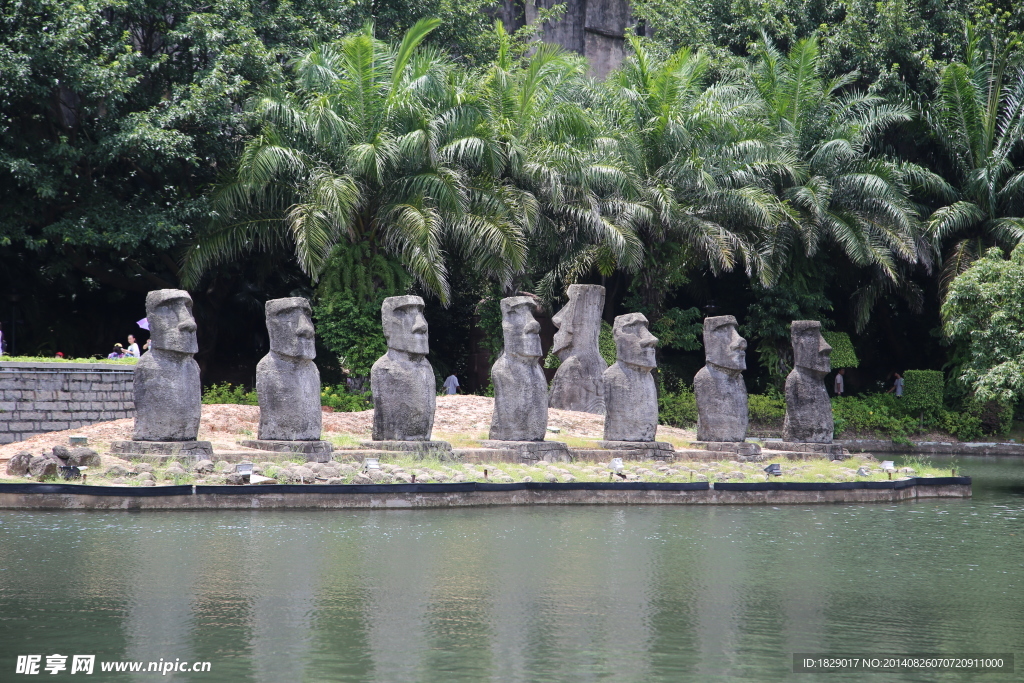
[[493, 0, 637, 79]]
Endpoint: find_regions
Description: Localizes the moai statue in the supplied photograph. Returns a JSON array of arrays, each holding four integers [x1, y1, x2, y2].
[[367, 296, 450, 453], [112, 289, 213, 460], [694, 316, 749, 442], [489, 297, 547, 441], [548, 284, 607, 414], [783, 321, 834, 443], [133, 289, 201, 442], [601, 313, 672, 457], [240, 298, 331, 459]]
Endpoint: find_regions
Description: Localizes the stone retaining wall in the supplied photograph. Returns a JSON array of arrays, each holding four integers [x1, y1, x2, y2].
[[0, 362, 135, 444], [0, 479, 971, 509]]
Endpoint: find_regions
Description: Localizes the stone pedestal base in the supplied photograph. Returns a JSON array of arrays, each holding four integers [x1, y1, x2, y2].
[[237, 440, 333, 462], [480, 440, 572, 463], [359, 440, 456, 459], [599, 441, 675, 460], [763, 441, 847, 459], [109, 440, 213, 463], [688, 441, 762, 457]]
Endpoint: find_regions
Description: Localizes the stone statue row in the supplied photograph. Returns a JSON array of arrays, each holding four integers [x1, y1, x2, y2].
[[116, 287, 836, 462], [694, 315, 836, 454], [113, 290, 328, 459], [117, 285, 667, 460]]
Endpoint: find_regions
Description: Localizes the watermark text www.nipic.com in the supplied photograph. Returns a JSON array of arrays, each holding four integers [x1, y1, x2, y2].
[[16, 655, 212, 675]]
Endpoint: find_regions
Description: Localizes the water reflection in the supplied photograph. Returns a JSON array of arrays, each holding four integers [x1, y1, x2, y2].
[[0, 458, 1022, 682]]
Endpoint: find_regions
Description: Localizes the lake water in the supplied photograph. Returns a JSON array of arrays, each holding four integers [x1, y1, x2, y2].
[[1, 456, 1022, 682]]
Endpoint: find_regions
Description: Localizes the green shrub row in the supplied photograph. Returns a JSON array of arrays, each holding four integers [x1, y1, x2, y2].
[[658, 387, 990, 440], [200, 382, 371, 412]]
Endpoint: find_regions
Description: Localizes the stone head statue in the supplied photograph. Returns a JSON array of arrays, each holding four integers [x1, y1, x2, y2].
[[382, 295, 429, 356], [501, 296, 542, 358], [147, 289, 198, 355], [613, 313, 657, 370], [266, 297, 315, 360], [704, 315, 747, 371], [551, 284, 604, 360], [792, 321, 831, 374]]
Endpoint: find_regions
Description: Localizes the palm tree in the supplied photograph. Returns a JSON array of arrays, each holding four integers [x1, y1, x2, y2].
[[924, 26, 1024, 295], [182, 20, 528, 303], [748, 35, 936, 291], [599, 37, 789, 315], [473, 23, 644, 301]]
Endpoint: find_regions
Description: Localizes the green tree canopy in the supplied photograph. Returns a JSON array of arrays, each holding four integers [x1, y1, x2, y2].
[[942, 244, 1024, 403]]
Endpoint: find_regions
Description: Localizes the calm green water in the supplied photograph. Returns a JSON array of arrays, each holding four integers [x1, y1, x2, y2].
[[1, 457, 1022, 682]]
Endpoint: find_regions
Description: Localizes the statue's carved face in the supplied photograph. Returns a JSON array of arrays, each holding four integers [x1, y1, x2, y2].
[[148, 290, 198, 355], [551, 284, 603, 360], [267, 298, 315, 360], [383, 296, 429, 356], [705, 317, 747, 371], [614, 313, 658, 370], [792, 322, 831, 374], [501, 298, 542, 358]]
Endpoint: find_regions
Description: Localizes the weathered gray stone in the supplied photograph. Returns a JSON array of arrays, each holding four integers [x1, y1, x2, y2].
[[109, 439, 213, 461], [549, 284, 607, 414], [783, 321, 834, 443], [598, 440, 675, 460], [28, 455, 59, 478], [105, 465, 130, 478], [256, 297, 322, 441], [133, 289, 202, 441], [6, 451, 32, 476], [370, 296, 436, 441], [688, 441, 762, 458], [694, 315, 749, 442], [489, 296, 549, 441], [236, 439, 333, 458], [603, 313, 658, 441], [52, 445, 71, 461], [67, 447, 101, 467]]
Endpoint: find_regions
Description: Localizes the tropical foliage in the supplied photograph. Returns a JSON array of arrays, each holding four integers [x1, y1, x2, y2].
[[2, 0, 1023, 417]]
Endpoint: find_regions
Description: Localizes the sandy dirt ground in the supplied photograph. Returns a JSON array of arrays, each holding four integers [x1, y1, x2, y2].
[[0, 395, 696, 463]]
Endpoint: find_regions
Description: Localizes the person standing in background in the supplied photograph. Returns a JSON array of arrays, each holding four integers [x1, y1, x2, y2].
[[834, 368, 845, 396], [126, 334, 141, 357], [887, 372, 904, 397], [443, 373, 459, 395]]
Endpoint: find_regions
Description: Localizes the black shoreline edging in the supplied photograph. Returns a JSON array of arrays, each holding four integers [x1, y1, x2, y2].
[[713, 476, 971, 491], [0, 478, 969, 497]]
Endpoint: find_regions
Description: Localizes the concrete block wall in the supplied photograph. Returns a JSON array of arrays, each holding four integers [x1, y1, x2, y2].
[[0, 362, 135, 444]]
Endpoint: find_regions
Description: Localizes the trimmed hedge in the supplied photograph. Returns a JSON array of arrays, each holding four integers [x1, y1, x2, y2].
[[902, 370, 944, 415], [821, 331, 859, 368]]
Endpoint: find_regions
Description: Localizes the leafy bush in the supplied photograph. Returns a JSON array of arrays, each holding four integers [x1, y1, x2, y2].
[[967, 398, 1013, 435], [748, 392, 785, 427], [599, 320, 616, 366], [902, 370, 944, 415], [659, 387, 698, 427], [936, 409, 983, 441], [821, 331, 858, 368], [202, 383, 258, 405], [314, 293, 389, 378], [320, 385, 372, 412], [831, 394, 917, 439]]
